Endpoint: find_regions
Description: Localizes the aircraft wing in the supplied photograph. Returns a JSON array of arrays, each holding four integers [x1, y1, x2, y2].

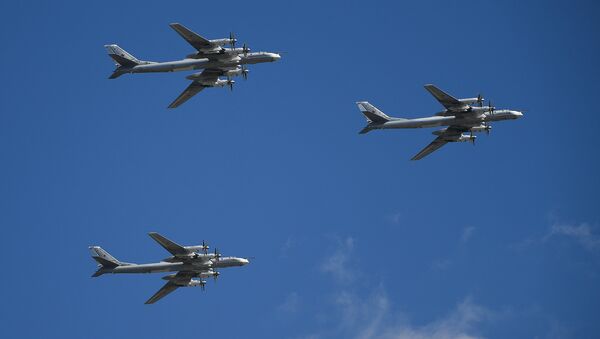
[[424, 84, 462, 109], [148, 232, 188, 256], [145, 281, 180, 304], [411, 127, 467, 160], [168, 82, 206, 108], [169, 23, 215, 51], [168, 69, 224, 108], [145, 271, 196, 304]]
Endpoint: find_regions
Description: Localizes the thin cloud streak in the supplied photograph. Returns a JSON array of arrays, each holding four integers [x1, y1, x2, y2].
[[543, 221, 600, 252]]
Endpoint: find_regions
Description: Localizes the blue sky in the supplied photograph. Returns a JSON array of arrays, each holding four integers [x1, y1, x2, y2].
[[1, 0, 599, 338]]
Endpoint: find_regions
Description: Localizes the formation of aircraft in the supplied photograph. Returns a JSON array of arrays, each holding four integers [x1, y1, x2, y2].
[[94, 25, 527, 304], [90, 232, 250, 304], [357, 84, 524, 160], [105, 23, 281, 108]]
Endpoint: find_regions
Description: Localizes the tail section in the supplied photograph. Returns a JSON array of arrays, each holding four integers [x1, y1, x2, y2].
[[90, 246, 121, 268], [357, 101, 400, 134], [105, 44, 141, 67], [356, 102, 395, 123]]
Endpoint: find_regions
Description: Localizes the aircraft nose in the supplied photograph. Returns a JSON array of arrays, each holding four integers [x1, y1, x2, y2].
[[271, 53, 281, 61], [515, 111, 524, 118], [241, 258, 250, 265]]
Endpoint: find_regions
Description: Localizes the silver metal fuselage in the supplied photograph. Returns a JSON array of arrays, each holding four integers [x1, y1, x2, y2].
[[374, 110, 523, 130], [106, 257, 249, 274], [127, 52, 280, 74]]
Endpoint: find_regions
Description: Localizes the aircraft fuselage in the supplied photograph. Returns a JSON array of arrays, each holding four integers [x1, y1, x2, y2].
[[105, 257, 249, 274], [126, 52, 280, 74], [375, 110, 523, 130]]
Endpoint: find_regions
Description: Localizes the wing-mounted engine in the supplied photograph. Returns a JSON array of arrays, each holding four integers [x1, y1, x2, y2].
[[432, 129, 476, 144], [456, 133, 476, 144], [469, 124, 492, 135]]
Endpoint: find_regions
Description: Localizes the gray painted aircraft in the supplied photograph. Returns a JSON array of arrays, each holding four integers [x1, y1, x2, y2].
[[357, 84, 524, 160], [105, 23, 281, 108], [90, 232, 250, 304]]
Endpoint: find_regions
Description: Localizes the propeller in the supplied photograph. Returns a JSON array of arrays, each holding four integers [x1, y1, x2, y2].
[[241, 65, 249, 80], [488, 100, 495, 115], [242, 43, 250, 56], [227, 80, 235, 91], [202, 240, 209, 254], [477, 94, 484, 107], [200, 281, 206, 291], [214, 248, 221, 261], [213, 270, 220, 282], [229, 32, 236, 49]]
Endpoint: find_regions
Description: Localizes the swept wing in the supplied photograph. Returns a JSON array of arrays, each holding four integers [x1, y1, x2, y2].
[[168, 69, 230, 108], [148, 232, 188, 256], [145, 272, 195, 304], [424, 84, 463, 110], [169, 23, 215, 51], [411, 126, 468, 160]]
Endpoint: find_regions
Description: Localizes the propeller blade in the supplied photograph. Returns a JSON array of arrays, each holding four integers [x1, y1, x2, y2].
[[229, 32, 236, 49], [242, 66, 248, 80]]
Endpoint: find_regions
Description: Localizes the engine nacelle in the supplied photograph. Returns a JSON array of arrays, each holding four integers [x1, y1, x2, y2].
[[198, 271, 219, 279], [469, 125, 492, 134], [215, 79, 235, 87], [456, 134, 476, 143], [223, 67, 248, 78], [188, 280, 207, 287]]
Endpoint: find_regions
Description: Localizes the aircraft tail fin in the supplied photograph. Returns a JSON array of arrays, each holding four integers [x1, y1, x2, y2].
[[356, 101, 394, 123], [104, 44, 141, 67], [89, 246, 121, 269], [357, 101, 404, 134]]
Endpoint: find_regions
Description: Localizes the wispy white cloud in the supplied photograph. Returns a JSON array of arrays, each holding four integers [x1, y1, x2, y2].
[[431, 258, 453, 271], [308, 236, 490, 339], [278, 292, 300, 313], [388, 212, 402, 225], [320, 236, 355, 283], [543, 221, 600, 252], [303, 288, 489, 339], [461, 226, 476, 244], [281, 236, 296, 258]]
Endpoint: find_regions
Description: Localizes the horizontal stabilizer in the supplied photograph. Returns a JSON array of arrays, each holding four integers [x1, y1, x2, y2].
[[91, 268, 107, 277], [359, 125, 374, 134], [108, 67, 128, 79]]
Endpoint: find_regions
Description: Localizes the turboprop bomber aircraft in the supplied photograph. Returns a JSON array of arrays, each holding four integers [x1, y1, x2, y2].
[[357, 84, 523, 160], [105, 23, 281, 108], [90, 232, 250, 304]]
